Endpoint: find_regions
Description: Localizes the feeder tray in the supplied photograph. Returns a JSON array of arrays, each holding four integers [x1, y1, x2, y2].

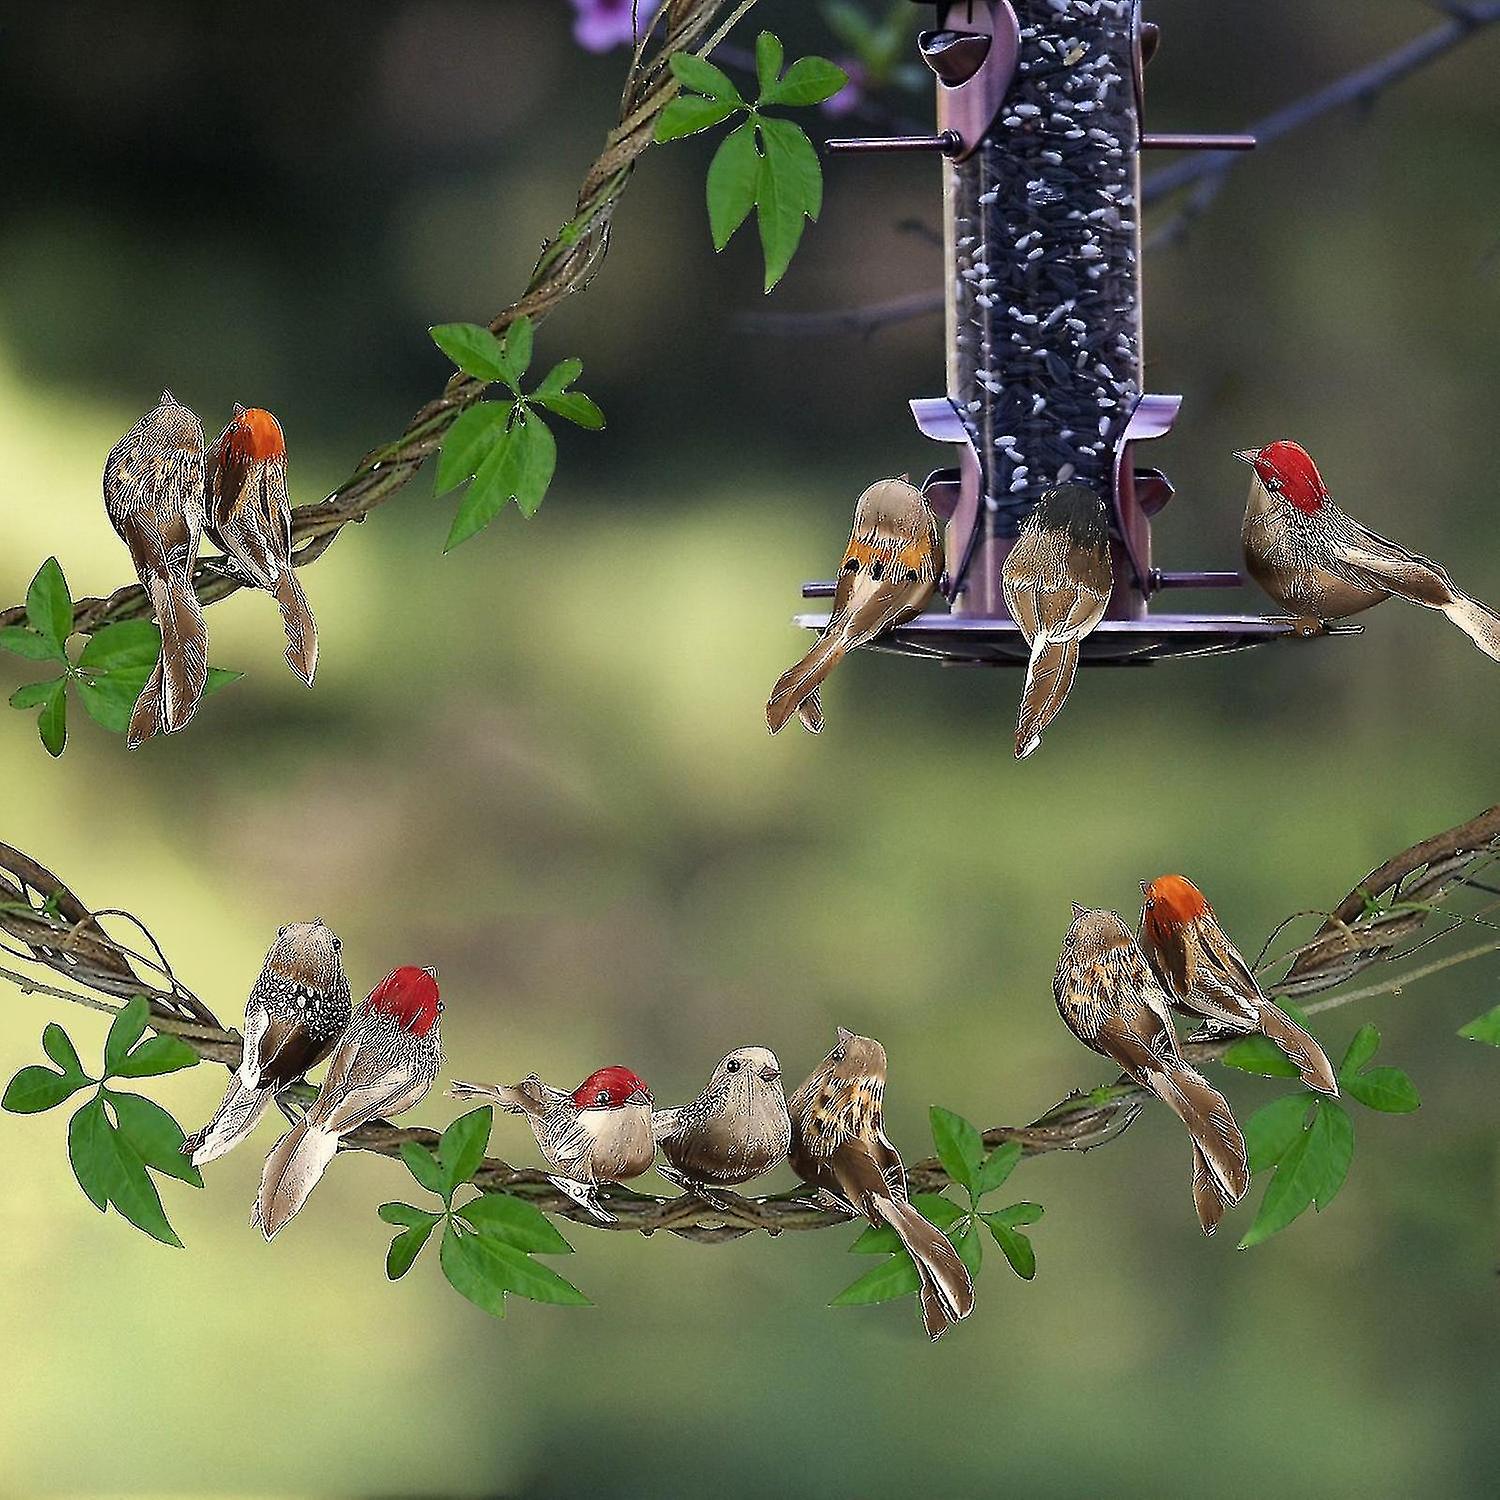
[[796, 0, 1355, 666]]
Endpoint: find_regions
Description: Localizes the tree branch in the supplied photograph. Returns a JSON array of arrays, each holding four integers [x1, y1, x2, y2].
[[3, 809, 1496, 1242], [745, 4, 1500, 338], [0, 0, 759, 639]]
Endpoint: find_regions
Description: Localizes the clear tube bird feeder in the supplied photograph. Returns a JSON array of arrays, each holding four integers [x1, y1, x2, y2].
[[796, 0, 1359, 665]]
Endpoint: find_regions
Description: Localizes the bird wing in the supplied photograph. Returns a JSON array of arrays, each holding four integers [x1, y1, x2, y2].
[[309, 1033, 435, 1136], [253, 1014, 335, 1094], [1330, 518, 1456, 609], [1181, 915, 1263, 1029]]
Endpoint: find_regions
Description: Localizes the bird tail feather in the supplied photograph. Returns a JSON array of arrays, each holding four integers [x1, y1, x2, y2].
[[1141, 1057, 1250, 1231], [1015, 633, 1080, 759], [148, 569, 208, 735], [252, 1117, 339, 1240], [1258, 1002, 1339, 1096], [871, 1195, 975, 1339], [1190, 1144, 1231, 1235], [449, 1079, 537, 1117], [767, 637, 848, 735], [272, 564, 318, 685], [1442, 590, 1500, 663], [184, 1076, 275, 1167]]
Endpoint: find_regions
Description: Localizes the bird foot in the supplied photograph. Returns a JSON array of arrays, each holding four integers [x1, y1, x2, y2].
[[547, 1174, 615, 1223], [203, 555, 254, 584], [655, 1163, 735, 1211]]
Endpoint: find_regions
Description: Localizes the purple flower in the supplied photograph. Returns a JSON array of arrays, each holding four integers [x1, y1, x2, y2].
[[570, 0, 664, 53], [820, 59, 867, 118]]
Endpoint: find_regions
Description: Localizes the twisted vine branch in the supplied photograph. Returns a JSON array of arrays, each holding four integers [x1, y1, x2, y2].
[[0, 0, 759, 640], [4, 808, 1497, 1243]]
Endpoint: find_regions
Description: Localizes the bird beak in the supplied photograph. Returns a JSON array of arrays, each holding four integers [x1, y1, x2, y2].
[[422, 966, 439, 979], [759, 1064, 780, 1083], [1232, 449, 1259, 465], [626, 1088, 652, 1107], [1071, 903, 1086, 919], [836, 1026, 854, 1043], [1139, 881, 1150, 896]]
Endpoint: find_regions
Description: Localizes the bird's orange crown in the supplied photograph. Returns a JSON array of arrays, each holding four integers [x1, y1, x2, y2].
[[1142, 874, 1211, 940], [1249, 440, 1327, 514], [365, 965, 442, 1035], [225, 406, 286, 462]]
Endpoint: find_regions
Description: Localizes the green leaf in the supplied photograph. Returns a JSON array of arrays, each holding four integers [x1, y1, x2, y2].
[[1459, 1004, 1500, 1046], [655, 94, 739, 141], [830, 1252, 921, 1306], [26, 557, 73, 648], [444, 411, 557, 549], [434, 402, 511, 496], [74, 671, 144, 734], [78, 619, 160, 670], [36, 679, 67, 757], [42, 1023, 88, 1083], [988, 1201, 1044, 1228], [755, 120, 819, 291], [430, 323, 511, 383], [754, 31, 784, 95], [437, 1106, 492, 1198], [981, 1212, 1038, 1279], [1344, 1066, 1421, 1114], [973, 1140, 1022, 1199], [399, 1140, 446, 1197], [0, 626, 66, 662], [535, 358, 583, 398], [759, 116, 823, 218], [760, 55, 848, 108], [2, 1065, 86, 1114], [501, 316, 534, 384], [387, 1217, 439, 1280], [68, 1093, 183, 1246], [707, 121, 761, 251], [847, 1193, 961, 1253], [459, 1192, 575, 1255], [110, 1034, 199, 1079], [531, 389, 605, 431], [106, 1090, 203, 1187], [205, 667, 242, 697], [10, 676, 64, 710], [668, 52, 742, 105], [1220, 1034, 1301, 1079], [378, 1200, 442, 1229], [103, 997, 150, 1076], [1339, 1023, 1381, 1078], [1238, 1098, 1354, 1249], [67, 1094, 112, 1211], [1244, 1092, 1313, 1173], [440, 1222, 590, 1315], [951, 1217, 983, 1280], [929, 1106, 983, 1195]]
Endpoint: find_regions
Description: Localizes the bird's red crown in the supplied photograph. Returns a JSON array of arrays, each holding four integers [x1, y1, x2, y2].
[[224, 407, 286, 463], [1142, 874, 1211, 941], [365, 966, 441, 1035], [572, 1066, 651, 1109], [1250, 440, 1327, 513]]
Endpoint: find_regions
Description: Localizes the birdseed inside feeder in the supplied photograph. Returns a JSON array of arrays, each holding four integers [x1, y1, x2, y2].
[[796, 0, 1361, 665]]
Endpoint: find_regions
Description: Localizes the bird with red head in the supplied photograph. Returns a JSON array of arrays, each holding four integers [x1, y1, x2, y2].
[[1140, 875, 1336, 1096], [1237, 439, 1500, 658], [253, 965, 443, 1240], [450, 1063, 655, 1222]]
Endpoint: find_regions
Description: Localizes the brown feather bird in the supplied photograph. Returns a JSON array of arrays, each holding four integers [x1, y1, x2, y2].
[[652, 1046, 790, 1205], [254, 966, 442, 1240], [184, 920, 353, 1167], [207, 406, 318, 685], [1139, 875, 1337, 1096], [1001, 483, 1113, 758], [788, 1028, 974, 1339], [1054, 907, 1250, 1234], [1238, 440, 1500, 657], [102, 391, 210, 747], [767, 479, 942, 735]]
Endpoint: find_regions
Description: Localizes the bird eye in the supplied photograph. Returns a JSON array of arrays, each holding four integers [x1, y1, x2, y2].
[[1268, 478, 1281, 491], [331, 936, 342, 951], [842, 557, 859, 573], [726, 1059, 741, 1072], [904, 570, 919, 583], [831, 1048, 845, 1064], [596, 1090, 610, 1106], [436, 1000, 444, 1013], [1145, 899, 1154, 910]]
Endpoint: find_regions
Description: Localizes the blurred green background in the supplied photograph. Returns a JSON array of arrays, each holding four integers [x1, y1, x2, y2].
[[2, 2, 1499, 1495]]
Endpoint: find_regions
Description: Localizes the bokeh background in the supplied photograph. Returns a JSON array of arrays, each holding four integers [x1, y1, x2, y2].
[[2, 2, 1498, 1495]]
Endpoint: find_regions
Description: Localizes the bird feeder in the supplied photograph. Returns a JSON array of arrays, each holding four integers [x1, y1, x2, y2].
[[796, 0, 1358, 665]]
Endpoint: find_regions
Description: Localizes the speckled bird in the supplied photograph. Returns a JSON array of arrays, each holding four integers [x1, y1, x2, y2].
[[1054, 906, 1250, 1235], [449, 1065, 655, 1222], [253, 965, 442, 1240], [102, 391, 209, 747], [767, 479, 942, 734], [1139, 875, 1337, 1096], [788, 1028, 974, 1339], [1001, 482, 1113, 758], [184, 920, 352, 1167], [207, 405, 318, 685], [1238, 440, 1500, 657], [652, 1046, 790, 1203]]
